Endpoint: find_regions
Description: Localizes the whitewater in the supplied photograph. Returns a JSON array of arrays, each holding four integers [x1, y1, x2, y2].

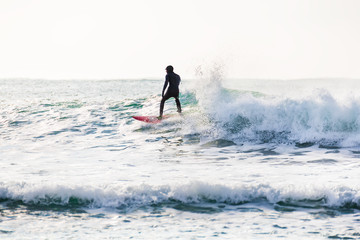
[[0, 74, 360, 239]]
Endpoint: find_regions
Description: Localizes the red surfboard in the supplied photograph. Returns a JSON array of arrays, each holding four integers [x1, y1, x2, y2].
[[132, 115, 171, 124]]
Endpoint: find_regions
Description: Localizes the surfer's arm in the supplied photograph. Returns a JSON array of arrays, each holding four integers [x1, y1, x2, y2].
[[162, 76, 169, 97]]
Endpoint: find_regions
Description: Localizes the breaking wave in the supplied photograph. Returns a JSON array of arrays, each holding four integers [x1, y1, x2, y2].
[[187, 68, 360, 147], [1, 181, 359, 211]]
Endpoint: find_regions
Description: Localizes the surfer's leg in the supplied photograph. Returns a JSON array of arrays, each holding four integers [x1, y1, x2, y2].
[[175, 97, 182, 114], [159, 97, 165, 118], [159, 94, 171, 118]]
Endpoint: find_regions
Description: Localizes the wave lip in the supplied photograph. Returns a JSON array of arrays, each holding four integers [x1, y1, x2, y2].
[[1, 182, 359, 211]]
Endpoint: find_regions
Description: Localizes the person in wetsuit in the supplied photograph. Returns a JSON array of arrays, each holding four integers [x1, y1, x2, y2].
[[159, 65, 182, 118]]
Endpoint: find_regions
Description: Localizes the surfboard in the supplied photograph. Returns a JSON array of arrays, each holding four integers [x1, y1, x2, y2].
[[132, 115, 171, 124]]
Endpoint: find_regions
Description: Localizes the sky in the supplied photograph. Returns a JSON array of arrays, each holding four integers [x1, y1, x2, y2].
[[0, 0, 360, 80]]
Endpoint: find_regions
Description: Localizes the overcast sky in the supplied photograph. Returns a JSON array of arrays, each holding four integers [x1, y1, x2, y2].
[[1, 0, 360, 80]]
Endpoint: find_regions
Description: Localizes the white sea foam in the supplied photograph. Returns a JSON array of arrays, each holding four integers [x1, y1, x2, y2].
[[1, 181, 359, 209]]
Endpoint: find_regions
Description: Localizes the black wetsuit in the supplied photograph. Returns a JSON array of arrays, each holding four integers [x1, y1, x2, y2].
[[159, 72, 182, 117]]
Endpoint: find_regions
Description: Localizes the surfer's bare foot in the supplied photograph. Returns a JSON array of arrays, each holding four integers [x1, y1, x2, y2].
[[157, 116, 163, 120]]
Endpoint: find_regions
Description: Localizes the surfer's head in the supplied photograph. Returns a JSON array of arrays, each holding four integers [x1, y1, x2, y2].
[[166, 65, 174, 73]]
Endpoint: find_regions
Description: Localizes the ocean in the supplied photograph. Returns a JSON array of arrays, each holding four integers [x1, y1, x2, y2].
[[0, 73, 360, 239]]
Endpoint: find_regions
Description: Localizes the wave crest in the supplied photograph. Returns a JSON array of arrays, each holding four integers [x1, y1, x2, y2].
[[1, 181, 359, 211]]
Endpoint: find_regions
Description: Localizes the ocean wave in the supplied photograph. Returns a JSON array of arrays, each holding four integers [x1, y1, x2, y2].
[[219, 92, 360, 145], [186, 72, 360, 147], [1, 181, 359, 211]]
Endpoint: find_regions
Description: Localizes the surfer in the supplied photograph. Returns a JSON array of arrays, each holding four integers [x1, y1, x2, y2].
[[159, 65, 182, 119]]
